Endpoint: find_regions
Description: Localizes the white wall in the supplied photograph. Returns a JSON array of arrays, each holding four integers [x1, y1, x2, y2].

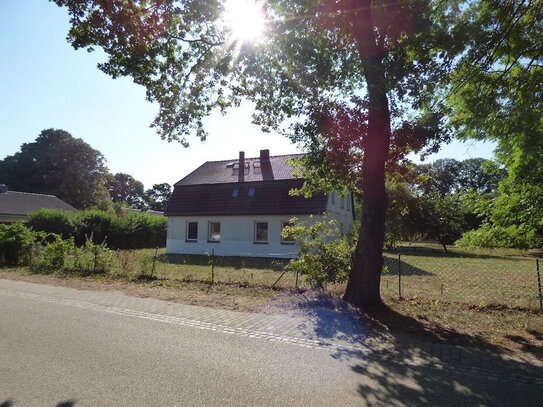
[[166, 191, 354, 258], [166, 214, 315, 258], [325, 191, 355, 235]]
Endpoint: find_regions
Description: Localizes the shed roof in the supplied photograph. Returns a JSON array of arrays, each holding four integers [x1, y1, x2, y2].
[[0, 191, 77, 216]]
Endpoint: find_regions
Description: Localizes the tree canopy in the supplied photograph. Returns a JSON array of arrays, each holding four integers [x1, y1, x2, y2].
[[0, 129, 112, 209], [53, 0, 542, 302], [106, 172, 145, 206]]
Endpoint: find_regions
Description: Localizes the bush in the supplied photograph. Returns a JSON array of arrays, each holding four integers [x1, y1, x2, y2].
[[37, 235, 75, 272], [109, 212, 167, 249], [26, 209, 79, 239], [27, 209, 167, 250], [32, 235, 113, 275], [77, 210, 114, 245], [456, 224, 539, 250], [0, 223, 41, 266], [285, 218, 353, 288]]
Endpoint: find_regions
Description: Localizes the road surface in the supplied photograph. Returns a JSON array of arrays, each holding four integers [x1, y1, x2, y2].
[[0, 279, 541, 406]]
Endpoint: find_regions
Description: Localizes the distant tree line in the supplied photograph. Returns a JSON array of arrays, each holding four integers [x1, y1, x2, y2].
[[381, 156, 541, 251], [0, 129, 172, 211]]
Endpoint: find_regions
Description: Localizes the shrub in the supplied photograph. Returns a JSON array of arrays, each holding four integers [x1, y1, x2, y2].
[[26, 209, 167, 250], [285, 218, 353, 288], [36, 235, 75, 272], [456, 224, 539, 250], [27, 209, 79, 239], [77, 210, 114, 245], [33, 235, 113, 274], [0, 223, 41, 266], [73, 237, 114, 274]]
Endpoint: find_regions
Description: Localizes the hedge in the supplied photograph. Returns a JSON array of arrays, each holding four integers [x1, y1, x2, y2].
[[27, 209, 166, 250]]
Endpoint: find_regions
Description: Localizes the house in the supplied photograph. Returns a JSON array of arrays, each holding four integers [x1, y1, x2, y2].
[[0, 185, 77, 223], [164, 150, 354, 258]]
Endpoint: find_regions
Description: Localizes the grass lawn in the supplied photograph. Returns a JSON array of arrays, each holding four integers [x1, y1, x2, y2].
[[380, 243, 541, 309]]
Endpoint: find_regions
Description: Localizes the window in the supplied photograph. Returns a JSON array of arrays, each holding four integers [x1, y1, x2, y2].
[[331, 191, 335, 205], [340, 196, 345, 209], [208, 222, 221, 242], [248, 187, 255, 197], [232, 188, 239, 197], [254, 221, 268, 243], [186, 222, 198, 242], [281, 221, 295, 244]]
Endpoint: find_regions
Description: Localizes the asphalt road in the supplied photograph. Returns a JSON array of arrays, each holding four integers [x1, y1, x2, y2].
[[0, 279, 541, 407]]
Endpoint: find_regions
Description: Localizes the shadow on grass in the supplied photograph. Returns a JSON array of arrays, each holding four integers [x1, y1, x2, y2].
[[382, 257, 433, 276], [159, 254, 289, 270], [389, 244, 531, 262], [270, 291, 543, 406]]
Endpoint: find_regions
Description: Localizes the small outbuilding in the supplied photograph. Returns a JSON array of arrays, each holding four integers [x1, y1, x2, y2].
[[0, 185, 77, 223], [164, 150, 354, 258]]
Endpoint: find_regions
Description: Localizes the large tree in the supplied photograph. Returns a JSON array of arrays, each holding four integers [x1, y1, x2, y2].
[[0, 129, 111, 209], [53, 0, 471, 306], [106, 172, 145, 206], [143, 183, 172, 211], [446, 0, 542, 247]]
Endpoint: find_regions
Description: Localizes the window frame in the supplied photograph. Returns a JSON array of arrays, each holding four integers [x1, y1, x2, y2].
[[254, 221, 269, 244], [186, 221, 198, 242], [208, 221, 221, 243], [281, 221, 295, 245]]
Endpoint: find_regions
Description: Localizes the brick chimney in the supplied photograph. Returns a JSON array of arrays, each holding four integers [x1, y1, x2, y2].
[[260, 149, 270, 161], [238, 151, 245, 182]]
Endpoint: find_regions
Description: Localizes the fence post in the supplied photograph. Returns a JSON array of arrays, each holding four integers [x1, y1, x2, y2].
[[398, 253, 402, 300], [295, 270, 299, 289], [211, 249, 215, 284], [151, 247, 158, 278], [537, 259, 542, 310], [93, 246, 98, 274]]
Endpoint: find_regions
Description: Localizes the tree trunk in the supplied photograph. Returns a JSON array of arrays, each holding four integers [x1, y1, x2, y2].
[[343, 1, 392, 308]]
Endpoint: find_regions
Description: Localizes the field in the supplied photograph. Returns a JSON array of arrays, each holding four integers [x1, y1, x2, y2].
[[380, 244, 541, 309]]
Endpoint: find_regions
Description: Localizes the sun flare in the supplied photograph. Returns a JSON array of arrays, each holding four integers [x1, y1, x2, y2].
[[224, 0, 266, 43]]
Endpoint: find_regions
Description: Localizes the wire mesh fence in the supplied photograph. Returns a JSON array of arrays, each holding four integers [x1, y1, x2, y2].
[[83, 247, 543, 310], [381, 252, 542, 310]]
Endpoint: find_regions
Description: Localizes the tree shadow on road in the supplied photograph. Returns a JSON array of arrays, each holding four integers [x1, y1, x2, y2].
[[276, 291, 543, 406]]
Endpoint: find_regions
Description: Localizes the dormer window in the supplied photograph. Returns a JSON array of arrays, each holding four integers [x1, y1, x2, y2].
[[232, 188, 239, 197], [248, 187, 255, 197]]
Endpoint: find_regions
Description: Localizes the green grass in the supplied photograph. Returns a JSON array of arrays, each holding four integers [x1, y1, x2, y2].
[[111, 249, 306, 289], [380, 243, 541, 309], [113, 243, 541, 310]]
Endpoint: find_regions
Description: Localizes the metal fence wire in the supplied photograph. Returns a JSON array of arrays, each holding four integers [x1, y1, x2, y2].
[[380, 253, 543, 310]]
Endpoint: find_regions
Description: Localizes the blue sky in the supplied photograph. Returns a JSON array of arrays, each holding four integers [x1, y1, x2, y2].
[[0, 0, 495, 188]]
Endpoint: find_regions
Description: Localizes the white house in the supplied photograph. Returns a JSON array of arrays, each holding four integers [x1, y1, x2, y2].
[[164, 150, 353, 258]]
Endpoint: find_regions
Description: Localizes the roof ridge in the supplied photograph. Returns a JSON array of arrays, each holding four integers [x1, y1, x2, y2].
[[5, 191, 57, 198], [202, 152, 306, 164]]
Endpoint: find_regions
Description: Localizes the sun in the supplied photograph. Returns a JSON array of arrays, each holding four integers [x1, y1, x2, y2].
[[224, 0, 266, 43]]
